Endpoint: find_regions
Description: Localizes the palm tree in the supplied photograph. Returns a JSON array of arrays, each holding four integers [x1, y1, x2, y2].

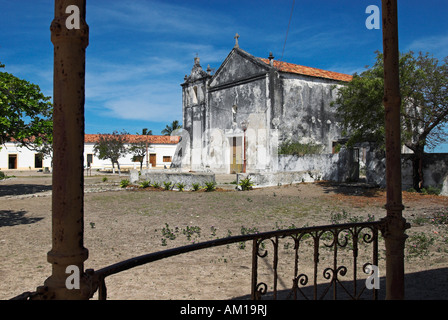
[[139, 128, 152, 135], [161, 120, 182, 136]]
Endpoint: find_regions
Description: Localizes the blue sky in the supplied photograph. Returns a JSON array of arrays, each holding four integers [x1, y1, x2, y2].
[[1, 0, 448, 151]]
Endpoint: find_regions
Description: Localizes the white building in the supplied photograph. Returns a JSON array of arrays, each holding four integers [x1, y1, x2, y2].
[[0, 134, 179, 171], [0, 141, 52, 171]]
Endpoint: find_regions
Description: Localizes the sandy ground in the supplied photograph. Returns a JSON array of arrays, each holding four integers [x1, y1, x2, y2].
[[1, 171, 447, 300]]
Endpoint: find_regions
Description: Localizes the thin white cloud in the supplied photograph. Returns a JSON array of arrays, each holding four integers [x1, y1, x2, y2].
[[81, 0, 239, 123], [88, 0, 235, 37], [101, 93, 182, 123], [407, 34, 448, 58], [85, 54, 184, 122]]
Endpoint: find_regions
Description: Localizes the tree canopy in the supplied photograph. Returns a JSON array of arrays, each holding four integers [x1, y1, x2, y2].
[[0, 62, 53, 149], [129, 141, 147, 170], [333, 51, 448, 190], [93, 130, 129, 174]]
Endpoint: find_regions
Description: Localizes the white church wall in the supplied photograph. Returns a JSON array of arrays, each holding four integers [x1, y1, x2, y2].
[[279, 75, 343, 153]]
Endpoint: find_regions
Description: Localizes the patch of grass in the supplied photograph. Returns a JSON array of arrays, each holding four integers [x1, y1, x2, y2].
[[407, 186, 441, 195], [407, 232, 435, 260], [430, 211, 448, 225]]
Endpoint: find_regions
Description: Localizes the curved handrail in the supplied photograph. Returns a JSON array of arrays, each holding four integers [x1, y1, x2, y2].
[[90, 220, 385, 300]]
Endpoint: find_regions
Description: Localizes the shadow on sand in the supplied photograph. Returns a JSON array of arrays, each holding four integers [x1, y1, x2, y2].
[[0, 184, 52, 197], [233, 267, 448, 300], [316, 181, 383, 198], [0, 210, 44, 227]]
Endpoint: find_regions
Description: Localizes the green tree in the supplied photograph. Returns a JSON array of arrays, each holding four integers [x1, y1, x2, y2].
[[161, 120, 182, 136], [333, 51, 448, 191], [93, 130, 129, 174], [129, 140, 147, 170], [0, 62, 53, 150]]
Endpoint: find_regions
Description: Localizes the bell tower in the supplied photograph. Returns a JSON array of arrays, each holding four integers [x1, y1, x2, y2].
[[180, 56, 212, 170]]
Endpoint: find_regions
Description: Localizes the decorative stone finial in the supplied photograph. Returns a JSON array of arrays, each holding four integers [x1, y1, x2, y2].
[[234, 33, 240, 48]]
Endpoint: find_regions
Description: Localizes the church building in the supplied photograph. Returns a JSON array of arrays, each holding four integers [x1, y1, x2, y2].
[[178, 35, 353, 174]]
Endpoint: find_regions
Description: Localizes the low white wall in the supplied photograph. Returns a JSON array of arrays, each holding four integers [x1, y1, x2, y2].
[[133, 169, 215, 190], [365, 149, 448, 195], [277, 148, 358, 182]]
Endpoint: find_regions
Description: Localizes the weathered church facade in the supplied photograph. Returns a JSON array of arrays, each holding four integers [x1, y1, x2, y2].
[[177, 36, 353, 174]]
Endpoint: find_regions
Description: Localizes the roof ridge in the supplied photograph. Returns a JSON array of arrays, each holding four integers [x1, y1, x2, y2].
[[258, 57, 353, 82], [84, 134, 180, 144]]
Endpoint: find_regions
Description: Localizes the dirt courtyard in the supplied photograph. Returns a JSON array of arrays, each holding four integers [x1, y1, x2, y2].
[[1, 172, 447, 300]]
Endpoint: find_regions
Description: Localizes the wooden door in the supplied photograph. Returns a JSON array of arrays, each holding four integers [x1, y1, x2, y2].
[[8, 154, 17, 169], [230, 137, 243, 173], [150, 154, 157, 168]]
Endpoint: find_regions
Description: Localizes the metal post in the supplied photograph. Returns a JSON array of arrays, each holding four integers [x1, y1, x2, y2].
[[42, 0, 91, 299], [381, 0, 409, 300]]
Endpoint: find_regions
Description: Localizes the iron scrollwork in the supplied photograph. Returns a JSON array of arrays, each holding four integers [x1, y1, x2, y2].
[[251, 221, 383, 300]]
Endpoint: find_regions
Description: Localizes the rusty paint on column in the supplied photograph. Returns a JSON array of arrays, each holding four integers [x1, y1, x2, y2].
[[381, 0, 410, 300], [42, 0, 91, 299]]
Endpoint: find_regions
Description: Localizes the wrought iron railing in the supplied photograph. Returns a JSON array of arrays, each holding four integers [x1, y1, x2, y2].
[[89, 220, 384, 300]]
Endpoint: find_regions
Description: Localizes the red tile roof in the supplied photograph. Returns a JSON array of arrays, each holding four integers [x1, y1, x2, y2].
[[84, 134, 180, 144], [259, 58, 353, 82]]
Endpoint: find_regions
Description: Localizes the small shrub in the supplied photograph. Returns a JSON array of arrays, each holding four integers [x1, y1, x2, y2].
[[183, 225, 201, 240], [204, 181, 216, 192], [152, 182, 161, 189], [163, 181, 173, 190], [421, 186, 441, 196], [102, 177, 108, 182], [278, 140, 324, 156], [120, 179, 130, 188], [176, 182, 186, 191], [192, 183, 201, 191], [0, 171, 5, 180], [238, 177, 253, 191], [162, 223, 177, 240], [140, 180, 151, 188]]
